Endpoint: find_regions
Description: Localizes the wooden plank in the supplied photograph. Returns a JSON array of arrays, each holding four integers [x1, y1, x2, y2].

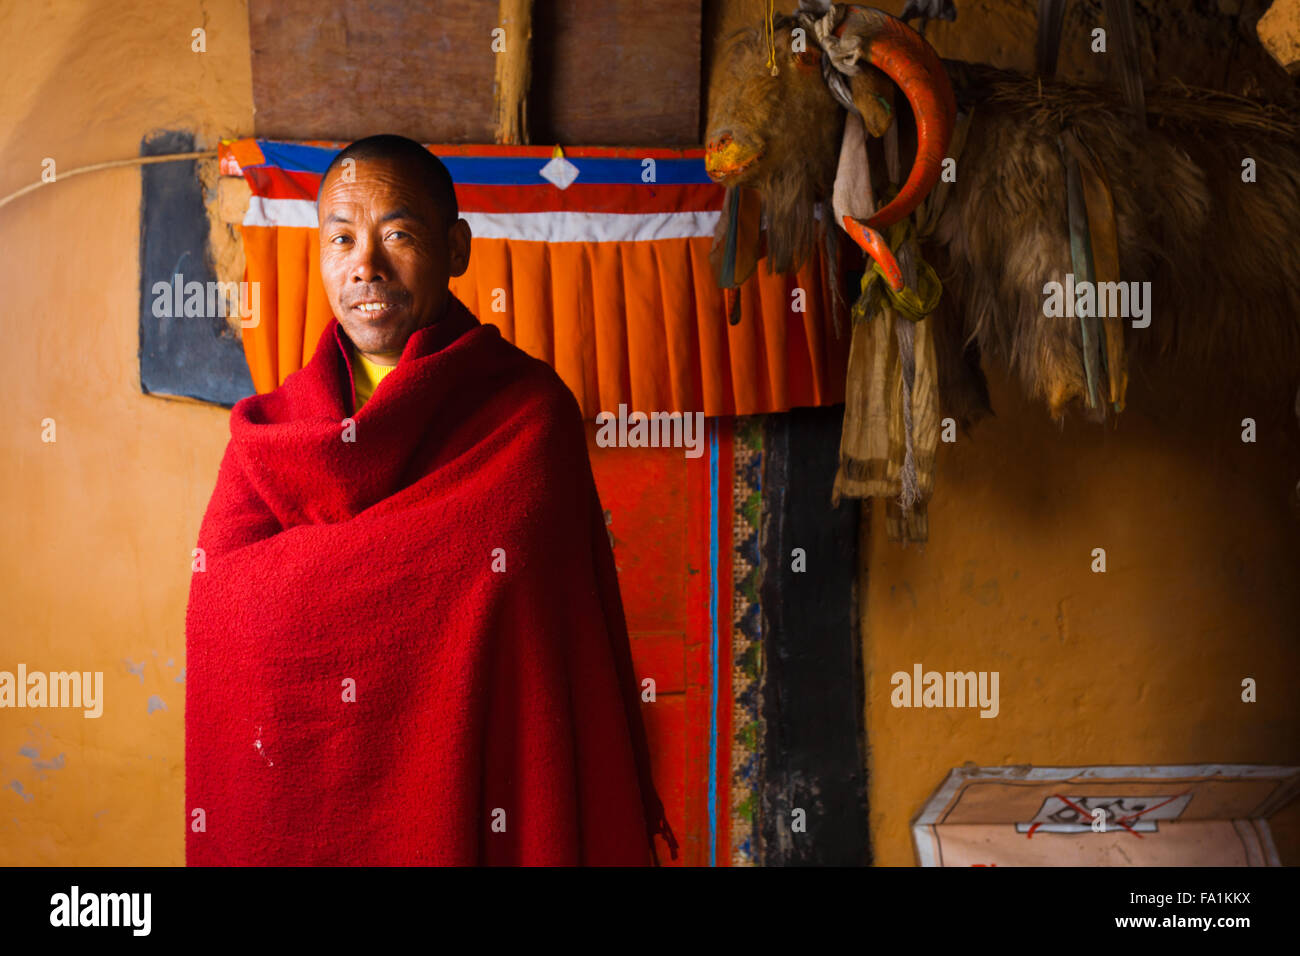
[[528, 0, 702, 146], [249, 0, 701, 147], [248, 1, 500, 143]]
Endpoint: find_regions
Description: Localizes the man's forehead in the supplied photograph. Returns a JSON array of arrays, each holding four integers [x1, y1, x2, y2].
[[319, 159, 435, 218], [322, 158, 421, 197]]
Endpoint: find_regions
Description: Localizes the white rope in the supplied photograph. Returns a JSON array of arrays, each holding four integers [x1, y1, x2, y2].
[[809, 5, 861, 76], [0, 150, 217, 213], [796, 4, 862, 115]]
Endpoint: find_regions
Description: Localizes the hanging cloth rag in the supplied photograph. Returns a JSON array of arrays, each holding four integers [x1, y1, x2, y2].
[[826, 108, 879, 328], [832, 220, 942, 544], [831, 301, 941, 543]]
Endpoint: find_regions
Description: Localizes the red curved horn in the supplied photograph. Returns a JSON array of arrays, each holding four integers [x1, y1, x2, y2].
[[842, 215, 903, 290], [856, 12, 956, 231]]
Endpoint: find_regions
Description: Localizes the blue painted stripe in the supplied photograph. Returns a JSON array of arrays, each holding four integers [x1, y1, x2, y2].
[[707, 418, 720, 867], [252, 141, 337, 173], [251, 140, 714, 184]]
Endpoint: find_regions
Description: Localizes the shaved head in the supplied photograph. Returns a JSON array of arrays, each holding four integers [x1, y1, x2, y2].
[[317, 134, 459, 228]]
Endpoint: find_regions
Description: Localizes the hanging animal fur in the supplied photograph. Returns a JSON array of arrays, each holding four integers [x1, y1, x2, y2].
[[705, 11, 1300, 420]]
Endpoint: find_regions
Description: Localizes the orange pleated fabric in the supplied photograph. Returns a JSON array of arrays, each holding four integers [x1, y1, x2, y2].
[[238, 225, 849, 418]]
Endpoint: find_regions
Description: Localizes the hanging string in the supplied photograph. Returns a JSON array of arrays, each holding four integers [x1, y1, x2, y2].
[[0, 150, 217, 213]]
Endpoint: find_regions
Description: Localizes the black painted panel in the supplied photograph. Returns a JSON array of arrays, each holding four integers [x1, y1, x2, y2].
[[760, 405, 869, 865], [138, 130, 255, 408]]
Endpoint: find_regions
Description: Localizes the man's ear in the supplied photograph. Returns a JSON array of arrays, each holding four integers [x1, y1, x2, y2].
[[848, 66, 895, 139], [448, 218, 472, 278]]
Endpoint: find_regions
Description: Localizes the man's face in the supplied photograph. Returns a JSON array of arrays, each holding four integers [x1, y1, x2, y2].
[[317, 157, 471, 363]]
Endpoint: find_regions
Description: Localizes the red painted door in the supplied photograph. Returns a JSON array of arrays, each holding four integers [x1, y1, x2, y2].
[[587, 420, 734, 867]]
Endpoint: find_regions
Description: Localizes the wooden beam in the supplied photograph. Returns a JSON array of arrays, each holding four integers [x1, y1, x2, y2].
[[248, 1, 499, 144], [494, 0, 533, 145]]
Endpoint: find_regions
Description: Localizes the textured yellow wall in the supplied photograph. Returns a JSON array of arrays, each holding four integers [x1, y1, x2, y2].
[[863, 369, 1300, 865], [0, 0, 252, 864]]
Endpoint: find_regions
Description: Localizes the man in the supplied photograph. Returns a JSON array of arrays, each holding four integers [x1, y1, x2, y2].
[[186, 135, 674, 866]]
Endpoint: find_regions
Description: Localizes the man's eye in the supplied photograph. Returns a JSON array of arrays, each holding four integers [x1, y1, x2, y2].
[[388, 231, 409, 240], [331, 235, 351, 244]]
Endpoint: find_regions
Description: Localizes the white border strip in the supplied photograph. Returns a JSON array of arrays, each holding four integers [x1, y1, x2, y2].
[[244, 196, 320, 229], [464, 210, 720, 242], [243, 197, 721, 242]]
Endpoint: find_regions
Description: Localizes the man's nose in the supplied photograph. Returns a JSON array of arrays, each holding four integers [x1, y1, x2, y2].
[[350, 235, 392, 282]]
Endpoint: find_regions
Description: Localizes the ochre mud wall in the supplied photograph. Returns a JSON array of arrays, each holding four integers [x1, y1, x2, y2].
[[0, 0, 253, 864]]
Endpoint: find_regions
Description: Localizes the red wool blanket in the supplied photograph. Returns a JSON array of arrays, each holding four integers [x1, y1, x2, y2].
[[186, 294, 673, 865]]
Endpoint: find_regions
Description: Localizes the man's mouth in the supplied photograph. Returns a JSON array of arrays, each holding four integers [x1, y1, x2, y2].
[[351, 300, 404, 317]]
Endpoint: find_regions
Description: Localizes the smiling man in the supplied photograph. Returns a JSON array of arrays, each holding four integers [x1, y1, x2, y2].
[[185, 135, 674, 866], [315, 137, 472, 408]]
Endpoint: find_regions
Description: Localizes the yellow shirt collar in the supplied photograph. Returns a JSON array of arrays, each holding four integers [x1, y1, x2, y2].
[[351, 345, 398, 409]]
